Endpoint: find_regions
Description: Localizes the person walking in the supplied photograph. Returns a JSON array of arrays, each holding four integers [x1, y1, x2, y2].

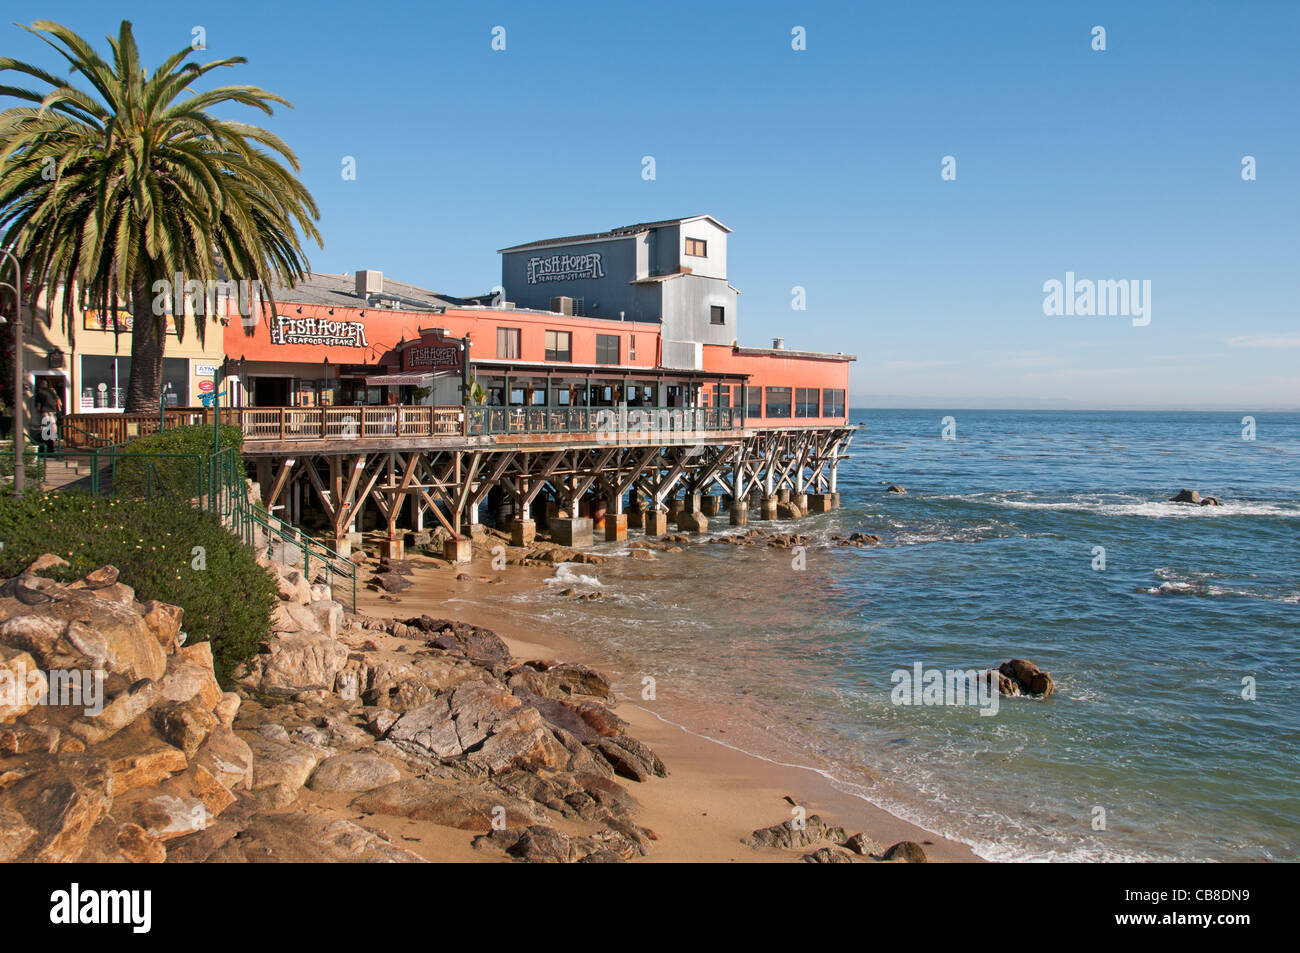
[[32, 377, 62, 455]]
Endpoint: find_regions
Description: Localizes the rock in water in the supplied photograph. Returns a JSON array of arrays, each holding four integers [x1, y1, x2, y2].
[[881, 840, 927, 863], [1169, 489, 1201, 504], [886, 485, 907, 494], [996, 658, 1055, 697]]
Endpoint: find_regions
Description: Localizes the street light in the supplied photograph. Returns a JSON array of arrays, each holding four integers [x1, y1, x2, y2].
[[0, 248, 24, 498]]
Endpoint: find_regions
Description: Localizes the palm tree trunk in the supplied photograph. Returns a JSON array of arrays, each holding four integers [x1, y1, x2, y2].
[[124, 275, 164, 414]]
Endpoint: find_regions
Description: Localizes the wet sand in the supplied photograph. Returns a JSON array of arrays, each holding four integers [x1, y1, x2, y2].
[[352, 546, 981, 862]]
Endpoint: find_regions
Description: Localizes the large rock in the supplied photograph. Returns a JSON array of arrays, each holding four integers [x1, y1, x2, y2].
[[269, 600, 324, 636], [0, 647, 46, 721], [0, 761, 113, 862], [743, 814, 847, 851], [1168, 489, 1201, 504], [241, 733, 326, 808], [68, 678, 158, 745], [0, 573, 167, 682], [307, 752, 401, 793], [881, 840, 928, 862], [248, 632, 349, 697], [204, 812, 424, 863], [351, 778, 543, 831], [195, 728, 254, 792], [138, 601, 184, 655], [997, 658, 1055, 697], [307, 600, 345, 640], [386, 700, 463, 759]]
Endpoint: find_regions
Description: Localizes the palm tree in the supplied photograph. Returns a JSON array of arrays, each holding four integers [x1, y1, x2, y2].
[[0, 19, 320, 412]]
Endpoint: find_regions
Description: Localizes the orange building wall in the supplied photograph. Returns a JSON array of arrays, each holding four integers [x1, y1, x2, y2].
[[701, 344, 851, 426], [226, 301, 662, 369]]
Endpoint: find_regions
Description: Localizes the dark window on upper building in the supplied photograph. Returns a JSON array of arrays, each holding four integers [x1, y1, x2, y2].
[[710, 306, 726, 325], [596, 334, 620, 365], [765, 386, 792, 419], [746, 386, 762, 418], [822, 388, 846, 417], [497, 327, 520, 360], [796, 388, 820, 417], [685, 238, 707, 257], [544, 330, 571, 362]]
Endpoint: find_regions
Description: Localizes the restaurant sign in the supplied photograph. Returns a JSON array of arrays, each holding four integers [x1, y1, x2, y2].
[[270, 314, 369, 348], [525, 252, 604, 284], [405, 343, 462, 372]]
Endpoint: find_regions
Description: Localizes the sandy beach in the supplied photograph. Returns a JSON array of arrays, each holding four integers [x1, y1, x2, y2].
[[347, 542, 981, 863]]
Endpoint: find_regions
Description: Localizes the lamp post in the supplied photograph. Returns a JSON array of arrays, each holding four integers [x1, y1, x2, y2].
[[0, 249, 24, 498]]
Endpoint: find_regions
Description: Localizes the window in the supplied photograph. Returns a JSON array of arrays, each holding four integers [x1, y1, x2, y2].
[[685, 237, 707, 257], [545, 330, 571, 362], [80, 356, 188, 410], [765, 386, 792, 418], [715, 385, 731, 409], [822, 388, 846, 417], [710, 305, 725, 325], [630, 335, 636, 360], [596, 334, 620, 365], [746, 387, 762, 418], [81, 355, 128, 410], [796, 388, 820, 418], [497, 327, 520, 359]]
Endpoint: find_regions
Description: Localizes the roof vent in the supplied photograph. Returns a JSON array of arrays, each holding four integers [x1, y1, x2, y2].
[[772, 337, 785, 349], [356, 270, 383, 295], [550, 296, 573, 315]]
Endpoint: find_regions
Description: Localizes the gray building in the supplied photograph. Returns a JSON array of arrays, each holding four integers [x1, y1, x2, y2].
[[499, 215, 740, 370]]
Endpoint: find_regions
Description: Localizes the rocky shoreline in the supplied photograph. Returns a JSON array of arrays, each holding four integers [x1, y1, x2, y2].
[[0, 542, 938, 863]]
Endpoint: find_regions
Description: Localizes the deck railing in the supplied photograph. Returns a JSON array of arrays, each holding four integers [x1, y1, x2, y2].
[[464, 405, 743, 436], [60, 403, 745, 446], [60, 407, 239, 449]]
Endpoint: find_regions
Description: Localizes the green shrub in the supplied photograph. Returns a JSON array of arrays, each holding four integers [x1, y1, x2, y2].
[[0, 489, 276, 684], [0, 445, 44, 482], [113, 423, 243, 500]]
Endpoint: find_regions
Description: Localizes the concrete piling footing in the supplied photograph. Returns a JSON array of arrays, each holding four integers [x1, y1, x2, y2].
[[510, 518, 536, 547], [627, 506, 645, 530], [550, 517, 594, 548], [443, 537, 472, 563], [604, 513, 628, 542], [806, 493, 834, 514], [730, 501, 749, 526], [700, 495, 723, 517], [644, 509, 670, 537], [761, 497, 779, 520]]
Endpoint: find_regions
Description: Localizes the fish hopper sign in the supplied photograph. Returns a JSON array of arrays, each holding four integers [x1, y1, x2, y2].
[[402, 336, 463, 374]]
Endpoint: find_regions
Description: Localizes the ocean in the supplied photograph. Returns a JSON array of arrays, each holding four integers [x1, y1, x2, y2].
[[455, 410, 1299, 861]]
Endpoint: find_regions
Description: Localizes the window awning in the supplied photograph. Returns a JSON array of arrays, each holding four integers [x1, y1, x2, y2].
[[363, 371, 442, 386]]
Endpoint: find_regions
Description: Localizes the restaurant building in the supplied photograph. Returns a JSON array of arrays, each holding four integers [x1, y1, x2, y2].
[[26, 283, 229, 416], [223, 214, 851, 428]]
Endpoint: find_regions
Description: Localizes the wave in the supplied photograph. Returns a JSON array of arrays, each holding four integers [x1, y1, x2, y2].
[[545, 564, 603, 588], [935, 492, 1299, 518], [1139, 568, 1300, 603]]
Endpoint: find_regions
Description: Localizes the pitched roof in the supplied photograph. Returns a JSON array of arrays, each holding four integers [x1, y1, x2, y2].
[[498, 215, 731, 253], [265, 272, 490, 309]]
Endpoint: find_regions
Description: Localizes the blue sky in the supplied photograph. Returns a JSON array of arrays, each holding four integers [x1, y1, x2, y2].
[[5, 0, 1298, 409]]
